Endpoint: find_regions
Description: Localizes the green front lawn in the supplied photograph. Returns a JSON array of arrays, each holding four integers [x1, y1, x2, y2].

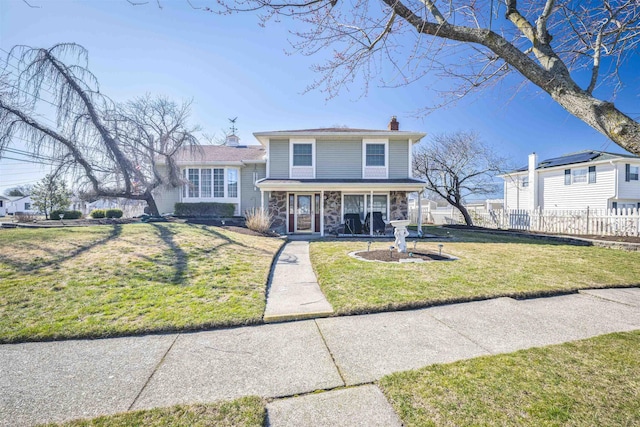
[[380, 330, 640, 426], [0, 223, 283, 343], [310, 227, 640, 314], [40, 396, 266, 427]]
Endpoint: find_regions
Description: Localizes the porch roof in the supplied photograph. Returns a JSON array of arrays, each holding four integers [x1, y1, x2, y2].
[[256, 178, 426, 191]]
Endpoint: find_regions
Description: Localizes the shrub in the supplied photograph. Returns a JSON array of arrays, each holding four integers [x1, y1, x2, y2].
[[15, 212, 38, 223], [90, 209, 106, 219], [174, 202, 235, 217], [105, 208, 123, 218], [244, 208, 273, 234], [50, 210, 82, 220]]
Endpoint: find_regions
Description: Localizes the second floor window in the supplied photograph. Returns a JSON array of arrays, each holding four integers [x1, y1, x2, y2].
[[626, 164, 639, 181], [572, 168, 587, 183], [293, 144, 313, 167], [366, 144, 385, 167], [522, 176, 529, 187], [588, 166, 596, 183]]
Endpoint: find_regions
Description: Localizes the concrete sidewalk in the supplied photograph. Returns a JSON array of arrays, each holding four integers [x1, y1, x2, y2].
[[1, 288, 639, 426], [263, 241, 333, 322]]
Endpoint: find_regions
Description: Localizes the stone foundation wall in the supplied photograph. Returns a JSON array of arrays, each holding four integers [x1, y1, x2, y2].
[[390, 191, 408, 221], [323, 191, 342, 235], [268, 191, 287, 234]]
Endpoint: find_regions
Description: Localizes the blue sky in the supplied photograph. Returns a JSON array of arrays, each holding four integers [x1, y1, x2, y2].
[[1, 0, 638, 195]]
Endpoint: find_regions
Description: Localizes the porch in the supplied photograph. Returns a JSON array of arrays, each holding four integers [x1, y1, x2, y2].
[[257, 179, 426, 236]]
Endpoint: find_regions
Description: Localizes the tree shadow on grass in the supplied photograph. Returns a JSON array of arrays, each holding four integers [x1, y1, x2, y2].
[[0, 224, 124, 272], [183, 223, 276, 255], [149, 223, 188, 285]]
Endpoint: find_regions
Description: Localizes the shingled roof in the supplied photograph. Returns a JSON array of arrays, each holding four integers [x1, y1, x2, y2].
[[171, 145, 265, 163]]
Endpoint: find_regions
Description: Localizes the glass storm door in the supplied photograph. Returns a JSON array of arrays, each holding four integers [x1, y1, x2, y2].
[[296, 195, 312, 232]]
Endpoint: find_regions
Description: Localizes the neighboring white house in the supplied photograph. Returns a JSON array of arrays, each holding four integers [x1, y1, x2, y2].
[[6, 196, 35, 214], [501, 150, 640, 211], [0, 195, 8, 216]]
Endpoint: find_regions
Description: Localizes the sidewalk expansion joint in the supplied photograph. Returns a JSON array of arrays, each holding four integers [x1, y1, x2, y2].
[[428, 313, 495, 355], [266, 382, 376, 402], [127, 333, 180, 411], [314, 319, 347, 386], [578, 290, 638, 308]]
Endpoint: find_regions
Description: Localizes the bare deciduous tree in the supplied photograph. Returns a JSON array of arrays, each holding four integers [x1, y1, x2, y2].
[[212, 0, 640, 154], [0, 44, 199, 215], [413, 131, 505, 226]]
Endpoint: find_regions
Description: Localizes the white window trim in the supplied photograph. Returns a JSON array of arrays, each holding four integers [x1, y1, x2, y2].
[[182, 166, 241, 201], [362, 139, 389, 179], [572, 167, 588, 184], [289, 138, 316, 179]]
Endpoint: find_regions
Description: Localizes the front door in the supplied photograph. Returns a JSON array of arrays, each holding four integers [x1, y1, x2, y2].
[[295, 194, 313, 232]]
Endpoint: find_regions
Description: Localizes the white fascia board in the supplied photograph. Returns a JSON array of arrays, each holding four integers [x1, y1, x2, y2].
[[253, 131, 426, 142], [176, 161, 245, 166], [256, 182, 425, 192]]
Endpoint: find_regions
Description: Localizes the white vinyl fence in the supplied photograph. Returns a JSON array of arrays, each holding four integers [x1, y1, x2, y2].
[[471, 208, 640, 237]]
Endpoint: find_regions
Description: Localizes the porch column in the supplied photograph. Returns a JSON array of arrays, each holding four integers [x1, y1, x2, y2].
[[417, 191, 423, 234], [320, 190, 325, 237], [370, 190, 374, 237]]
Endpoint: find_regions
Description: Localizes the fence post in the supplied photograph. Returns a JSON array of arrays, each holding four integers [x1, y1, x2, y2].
[[586, 206, 590, 235]]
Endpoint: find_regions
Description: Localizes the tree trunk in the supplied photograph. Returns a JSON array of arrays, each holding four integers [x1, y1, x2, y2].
[[144, 191, 160, 216], [454, 203, 474, 226]]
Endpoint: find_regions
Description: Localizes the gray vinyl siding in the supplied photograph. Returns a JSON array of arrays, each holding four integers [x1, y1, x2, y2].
[[154, 186, 181, 214], [240, 163, 266, 215], [269, 139, 289, 178], [389, 140, 409, 179], [153, 164, 181, 214], [316, 140, 362, 179]]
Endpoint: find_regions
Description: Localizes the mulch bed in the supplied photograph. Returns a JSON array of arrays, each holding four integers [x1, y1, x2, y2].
[[355, 249, 452, 262], [220, 225, 280, 238]]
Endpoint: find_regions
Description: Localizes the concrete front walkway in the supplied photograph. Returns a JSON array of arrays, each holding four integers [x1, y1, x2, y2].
[[263, 241, 333, 322], [1, 288, 639, 426]]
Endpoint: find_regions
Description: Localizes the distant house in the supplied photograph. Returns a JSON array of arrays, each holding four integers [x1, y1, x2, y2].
[[6, 195, 35, 215], [0, 195, 8, 216], [501, 150, 640, 211]]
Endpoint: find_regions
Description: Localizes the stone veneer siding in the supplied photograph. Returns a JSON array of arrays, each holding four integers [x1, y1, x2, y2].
[[323, 191, 342, 235], [390, 191, 408, 221], [267, 189, 408, 234], [268, 191, 288, 234]]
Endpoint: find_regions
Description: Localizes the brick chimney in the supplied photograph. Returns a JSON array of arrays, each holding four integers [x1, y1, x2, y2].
[[388, 116, 399, 131]]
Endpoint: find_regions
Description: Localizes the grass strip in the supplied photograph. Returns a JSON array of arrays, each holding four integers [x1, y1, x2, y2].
[[380, 331, 640, 426], [39, 396, 266, 427]]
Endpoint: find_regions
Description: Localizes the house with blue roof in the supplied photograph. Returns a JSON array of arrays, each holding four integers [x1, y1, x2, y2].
[[501, 150, 640, 211]]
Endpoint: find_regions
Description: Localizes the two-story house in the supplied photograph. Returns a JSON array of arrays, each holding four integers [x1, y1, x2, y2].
[[254, 118, 426, 235], [156, 118, 427, 236], [501, 150, 640, 211]]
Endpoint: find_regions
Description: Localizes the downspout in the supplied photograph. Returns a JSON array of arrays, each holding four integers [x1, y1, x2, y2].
[[611, 160, 618, 207]]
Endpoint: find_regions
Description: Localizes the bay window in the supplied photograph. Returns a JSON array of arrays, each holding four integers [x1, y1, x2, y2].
[[213, 168, 225, 197], [182, 167, 239, 199], [227, 169, 238, 198]]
